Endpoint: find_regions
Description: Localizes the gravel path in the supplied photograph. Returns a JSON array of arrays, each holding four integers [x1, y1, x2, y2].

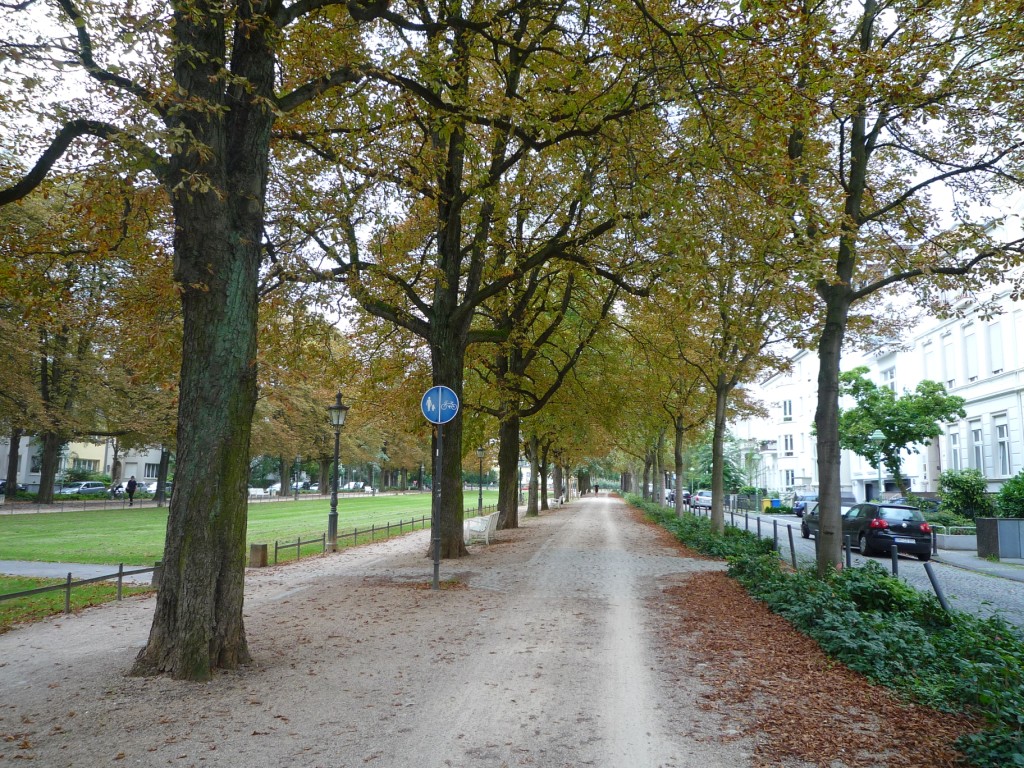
[[0, 495, 750, 768]]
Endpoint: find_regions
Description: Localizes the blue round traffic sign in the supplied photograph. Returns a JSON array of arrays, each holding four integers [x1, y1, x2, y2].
[[420, 386, 460, 424]]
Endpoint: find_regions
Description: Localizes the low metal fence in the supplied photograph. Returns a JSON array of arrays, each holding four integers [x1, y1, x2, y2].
[[0, 564, 158, 614], [270, 514, 433, 564]]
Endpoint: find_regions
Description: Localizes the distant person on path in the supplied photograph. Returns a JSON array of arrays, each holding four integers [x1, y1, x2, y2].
[[594, 483, 599, 494], [126, 476, 138, 507]]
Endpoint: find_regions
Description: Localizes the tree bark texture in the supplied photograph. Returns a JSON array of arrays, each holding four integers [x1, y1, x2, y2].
[[710, 376, 732, 535], [132, 1, 273, 679], [496, 414, 521, 529]]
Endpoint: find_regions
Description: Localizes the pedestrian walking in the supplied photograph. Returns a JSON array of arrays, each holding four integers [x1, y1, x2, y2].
[[126, 476, 138, 506]]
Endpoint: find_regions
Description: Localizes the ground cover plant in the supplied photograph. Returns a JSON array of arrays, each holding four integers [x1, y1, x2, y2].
[[0, 575, 153, 633], [631, 495, 1024, 767], [0, 492, 497, 565]]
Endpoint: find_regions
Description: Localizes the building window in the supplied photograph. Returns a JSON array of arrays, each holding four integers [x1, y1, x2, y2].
[[970, 420, 984, 471], [949, 432, 961, 472], [996, 419, 1011, 476], [144, 463, 160, 479], [783, 434, 794, 456], [72, 458, 99, 472], [964, 325, 979, 382], [784, 469, 795, 486], [30, 453, 42, 473], [988, 320, 1003, 374], [782, 399, 793, 421], [942, 333, 955, 388], [881, 367, 896, 392]]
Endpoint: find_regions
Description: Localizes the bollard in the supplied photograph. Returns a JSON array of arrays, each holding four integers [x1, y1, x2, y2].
[[890, 545, 899, 576], [249, 543, 269, 568], [923, 562, 952, 611], [932, 529, 938, 555], [757, 517, 762, 539], [787, 525, 797, 570], [845, 535, 852, 569], [773, 519, 779, 552]]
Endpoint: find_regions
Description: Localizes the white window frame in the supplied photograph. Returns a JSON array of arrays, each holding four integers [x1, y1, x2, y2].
[[782, 399, 793, 422], [996, 418, 1011, 476], [783, 434, 794, 456], [988, 319, 1004, 375], [949, 431, 961, 472], [784, 469, 795, 486], [970, 420, 984, 471], [881, 367, 896, 392]]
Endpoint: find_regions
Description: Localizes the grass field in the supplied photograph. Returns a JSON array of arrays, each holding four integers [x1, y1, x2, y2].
[[0, 575, 153, 633], [0, 491, 499, 565]]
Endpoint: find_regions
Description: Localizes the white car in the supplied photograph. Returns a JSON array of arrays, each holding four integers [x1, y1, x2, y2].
[[247, 487, 268, 496], [691, 490, 713, 509]]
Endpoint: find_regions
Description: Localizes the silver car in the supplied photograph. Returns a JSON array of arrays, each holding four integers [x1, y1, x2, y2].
[[692, 490, 713, 509]]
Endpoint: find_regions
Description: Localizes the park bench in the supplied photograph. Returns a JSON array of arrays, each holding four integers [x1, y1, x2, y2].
[[464, 510, 499, 545]]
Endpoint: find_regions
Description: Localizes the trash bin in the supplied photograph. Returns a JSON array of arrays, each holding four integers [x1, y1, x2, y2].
[[770, 498, 781, 508], [761, 498, 771, 511]]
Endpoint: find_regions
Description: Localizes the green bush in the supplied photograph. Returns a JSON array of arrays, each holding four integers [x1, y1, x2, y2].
[[996, 472, 1024, 519], [938, 468, 993, 520]]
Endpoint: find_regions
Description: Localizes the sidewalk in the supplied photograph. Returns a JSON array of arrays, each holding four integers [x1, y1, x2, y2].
[[933, 549, 1024, 583]]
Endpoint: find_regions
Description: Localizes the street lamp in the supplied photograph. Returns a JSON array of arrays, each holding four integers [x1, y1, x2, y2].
[[476, 446, 485, 510], [688, 466, 695, 500], [327, 392, 350, 552], [870, 429, 885, 501]]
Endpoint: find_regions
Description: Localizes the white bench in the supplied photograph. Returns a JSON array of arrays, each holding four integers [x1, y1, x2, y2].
[[464, 511, 499, 545]]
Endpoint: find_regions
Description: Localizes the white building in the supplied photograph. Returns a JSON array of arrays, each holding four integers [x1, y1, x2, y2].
[[734, 213, 1024, 501], [0, 435, 165, 493]]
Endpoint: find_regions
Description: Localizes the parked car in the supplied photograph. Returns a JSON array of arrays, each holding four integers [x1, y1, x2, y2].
[[55, 481, 108, 496], [802, 502, 932, 561], [309, 483, 319, 492], [792, 492, 818, 517], [889, 496, 941, 515], [0, 480, 27, 494], [692, 490, 713, 509], [248, 487, 268, 496]]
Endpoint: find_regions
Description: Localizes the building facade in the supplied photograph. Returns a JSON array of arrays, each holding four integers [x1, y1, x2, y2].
[[0, 435, 165, 493]]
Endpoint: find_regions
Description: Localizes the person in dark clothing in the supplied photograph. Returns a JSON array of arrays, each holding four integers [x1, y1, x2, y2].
[[126, 476, 138, 507]]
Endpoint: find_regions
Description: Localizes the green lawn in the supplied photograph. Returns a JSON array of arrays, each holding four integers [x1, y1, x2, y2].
[[0, 491, 499, 565], [0, 575, 153, 633]]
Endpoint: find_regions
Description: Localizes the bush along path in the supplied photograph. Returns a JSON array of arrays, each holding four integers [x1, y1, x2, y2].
[[630, 495, 1024, 768]]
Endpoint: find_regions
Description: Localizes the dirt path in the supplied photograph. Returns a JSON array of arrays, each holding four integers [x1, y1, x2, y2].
[[0, 495, 747, 768]]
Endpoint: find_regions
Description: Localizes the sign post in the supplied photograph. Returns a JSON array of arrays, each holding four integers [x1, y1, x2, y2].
[[420, 385, 459, 590]]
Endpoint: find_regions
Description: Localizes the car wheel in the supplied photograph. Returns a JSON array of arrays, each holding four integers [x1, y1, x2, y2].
[[858, 532, 873, 556], [917, 552, 931, 562], [801, 523, 810, 539]]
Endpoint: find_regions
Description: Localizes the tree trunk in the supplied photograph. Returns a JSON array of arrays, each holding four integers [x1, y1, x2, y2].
[[496, 413, 521, 529], [155, 446, 171, 507], [132, 3, 274, 677], [37, 431, 64, 503], [814, 286, 853, 576], [552, 463, 562, 503], [5, 427, 22, 495], [526, 433, 539, 517], [674, 416, 685, 517], [653, 429, 665, 504], [710, 376, 732, 535]]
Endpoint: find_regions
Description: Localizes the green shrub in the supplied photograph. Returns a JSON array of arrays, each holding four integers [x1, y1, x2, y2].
[[996, 472, 1024, 519], [938, 469, 993, 520]]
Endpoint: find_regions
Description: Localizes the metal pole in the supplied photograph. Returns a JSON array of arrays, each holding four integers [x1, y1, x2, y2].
[[478, 456, 483, 511], [890, 544, 899, 576], [787, 525, 797, 570], [773, 519, 778, 552], [432, 424, 442, 590], [294, 455, 300, 501], [923, 562, 952, 611], [328, 428, 339, 552], [845, 535, 852, 569]]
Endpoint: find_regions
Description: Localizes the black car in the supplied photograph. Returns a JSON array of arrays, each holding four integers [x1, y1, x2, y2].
[[802, 502, 932, 561], [0, 480, 27, 494]]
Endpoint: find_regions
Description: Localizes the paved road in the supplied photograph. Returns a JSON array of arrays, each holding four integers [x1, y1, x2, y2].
[[0, 560, 154, 584], [698, 506, 1024, 630]]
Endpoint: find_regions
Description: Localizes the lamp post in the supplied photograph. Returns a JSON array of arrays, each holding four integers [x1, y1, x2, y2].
[[870, 429, 885, 501], [476, 446, 485, 511], [327, 392, 350, 552], [294, 455, 301, 501], [380, 440, 388, 494], [688, 466, 695, 499]]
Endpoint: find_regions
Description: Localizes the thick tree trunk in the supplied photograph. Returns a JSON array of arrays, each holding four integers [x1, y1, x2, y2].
[[132, 2, 274, 679], [674, 417, 685, 517], [430, 327, 468, 557], [653, 429, 665, 504], [552, 463, 562, 503], [496, 413, 521, 529], [37, 431, 64, 503], [526, 433, 539, 517]]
